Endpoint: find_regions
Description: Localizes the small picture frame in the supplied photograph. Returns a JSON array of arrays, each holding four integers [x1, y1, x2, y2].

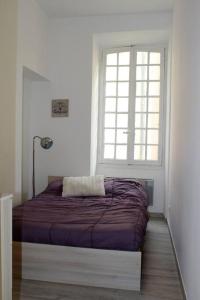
[[52, 99, 69, 117]]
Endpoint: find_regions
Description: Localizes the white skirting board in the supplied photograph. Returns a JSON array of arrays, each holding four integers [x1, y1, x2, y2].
[[13, 242, 141, 291], [0, 194, 12, 300]]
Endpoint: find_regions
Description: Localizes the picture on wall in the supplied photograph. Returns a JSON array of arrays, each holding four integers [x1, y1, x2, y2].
[[52, 99, 69, 117]]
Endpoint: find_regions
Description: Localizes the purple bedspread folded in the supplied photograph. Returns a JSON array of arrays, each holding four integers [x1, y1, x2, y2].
[[13, 178, 149, 251]]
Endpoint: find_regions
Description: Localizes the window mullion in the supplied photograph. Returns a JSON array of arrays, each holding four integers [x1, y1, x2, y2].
[[145, 52, 150, 160], [114, 52, 119, 160], [158, 48, 165, 164], [127, 47, 136, 164]]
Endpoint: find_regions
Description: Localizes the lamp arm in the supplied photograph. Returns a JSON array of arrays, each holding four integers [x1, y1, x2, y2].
[[32, 136, 53, 198], [33, 136, 42, 141], [32, 138, 36, 198], [32, 137, 41, 198]]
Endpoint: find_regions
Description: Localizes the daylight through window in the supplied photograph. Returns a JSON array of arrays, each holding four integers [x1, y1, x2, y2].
[[99, 47, 165, 165]]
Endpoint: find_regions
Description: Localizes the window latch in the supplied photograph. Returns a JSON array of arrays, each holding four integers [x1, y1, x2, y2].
[[123, 130, 131, 134]]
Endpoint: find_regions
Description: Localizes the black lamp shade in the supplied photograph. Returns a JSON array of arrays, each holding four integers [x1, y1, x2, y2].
[[40, 137, 53, 149]]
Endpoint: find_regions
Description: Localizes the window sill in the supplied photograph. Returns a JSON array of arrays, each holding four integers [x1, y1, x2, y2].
[[97, 162, 163, 170]]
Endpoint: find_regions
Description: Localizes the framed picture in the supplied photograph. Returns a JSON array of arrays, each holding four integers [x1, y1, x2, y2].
[[52, 99, 69, 117]]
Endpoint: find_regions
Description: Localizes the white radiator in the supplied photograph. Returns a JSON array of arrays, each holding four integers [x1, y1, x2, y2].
[[141, 179, 154, 206]]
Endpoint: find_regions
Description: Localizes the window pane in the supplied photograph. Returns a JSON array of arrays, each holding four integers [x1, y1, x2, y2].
[[104, 129, 116, 144], [136, 82, 147, 96], [118, 67, 129, 81], [134, 145, 145, 160], [136, 66, 148, 80], [135, 113, 146, 128], [149, 82, 160, 96], [106, 67, 117, 81], [135, 129, 146, 144], [147, 145, 158, 161], [147, 130, 159, 144], [137, 52, 148, 65], [117, 98, 129, 112], [150, 52, 161, 65], [148, 114, 159, 128], [106, 82, 116, 96], [104, 145, 115, 159], [118, 52, 130, 65], [135, 98, 147, 112], [116, 129, 128, 144], [118, 82, 129, 97], [149, 66, 160, 80], [116, 145, 127, 160], [104, 113, 115, 127], [148, 98, 160, 112], [106, 53, 117, 65], [105, 98, 116, 112], [117, 114, 128, 128]]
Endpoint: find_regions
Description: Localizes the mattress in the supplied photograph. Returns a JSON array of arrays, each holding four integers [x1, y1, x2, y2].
[[13, 178, 149, 251]]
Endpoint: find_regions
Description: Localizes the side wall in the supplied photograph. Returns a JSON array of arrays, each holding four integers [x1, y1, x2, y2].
[[18, 0, 49, 77], [15, 0, 50, 201], [169, 0, 200, 299], [0, 0, 18, 195]]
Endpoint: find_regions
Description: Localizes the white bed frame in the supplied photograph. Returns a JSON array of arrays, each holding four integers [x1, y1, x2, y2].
[[13, 176, 142, 291]]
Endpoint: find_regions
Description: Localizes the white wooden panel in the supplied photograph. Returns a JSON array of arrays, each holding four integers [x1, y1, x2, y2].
[[13, 242, 141, 291], [0, 194, 12, 300]]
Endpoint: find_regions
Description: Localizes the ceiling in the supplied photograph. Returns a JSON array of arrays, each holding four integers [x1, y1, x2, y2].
[[36, 0, 174, 18]]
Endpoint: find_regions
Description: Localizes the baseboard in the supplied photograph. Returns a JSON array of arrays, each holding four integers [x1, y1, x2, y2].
[[149, 212, 165, 219], [167, 219, 188, 300]]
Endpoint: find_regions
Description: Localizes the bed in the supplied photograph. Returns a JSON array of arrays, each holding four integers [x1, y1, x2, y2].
[[13, 177, 149, 291]]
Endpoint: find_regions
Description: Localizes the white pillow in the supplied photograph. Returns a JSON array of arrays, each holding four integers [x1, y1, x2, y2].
[[62, 175, 105, 197]]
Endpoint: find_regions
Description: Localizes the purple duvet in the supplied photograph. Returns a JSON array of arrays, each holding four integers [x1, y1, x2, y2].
[[13, 178, 149, 251]]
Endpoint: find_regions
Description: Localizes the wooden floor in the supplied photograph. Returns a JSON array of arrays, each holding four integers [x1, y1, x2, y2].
[[13, 217, 184, 300]]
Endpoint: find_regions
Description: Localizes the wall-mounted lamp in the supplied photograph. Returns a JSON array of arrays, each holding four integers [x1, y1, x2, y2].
[[32, 136, 53, 198]]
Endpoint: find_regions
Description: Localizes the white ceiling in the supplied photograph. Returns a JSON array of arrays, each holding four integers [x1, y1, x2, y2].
[[36, 0, 174, 18]]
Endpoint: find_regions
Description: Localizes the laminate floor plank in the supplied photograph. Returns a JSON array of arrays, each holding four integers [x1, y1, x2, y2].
[[13, 217, 185, 300]]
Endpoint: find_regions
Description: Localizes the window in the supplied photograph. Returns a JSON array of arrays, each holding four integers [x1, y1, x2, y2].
[[98, 46, 165, 165]]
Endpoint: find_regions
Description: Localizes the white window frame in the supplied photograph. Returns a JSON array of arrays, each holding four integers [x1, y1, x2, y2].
[[97, 45, 166, 167]]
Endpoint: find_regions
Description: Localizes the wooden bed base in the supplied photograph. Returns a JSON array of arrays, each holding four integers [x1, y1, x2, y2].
[[13, 242, 141, 291]]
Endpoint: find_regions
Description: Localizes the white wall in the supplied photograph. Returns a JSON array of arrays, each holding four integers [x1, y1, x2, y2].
[[23, 80, 53, 197], [22, 11, 172, 212], [18, 0, 49, 78], [90, 39, 100, 176], [168, 0, 200, 299], [16, 0, 50, 200], [22, 78, 32, 200], [22, 73, 50, 200]]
